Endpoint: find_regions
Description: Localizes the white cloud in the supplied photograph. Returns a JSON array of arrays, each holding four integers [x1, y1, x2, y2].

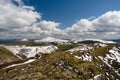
[[33, 20, 66, 37], [36, 20, 60, 30], [0, 0, 41, 39], [65, 11, 120, 39], [0, 0, 120, 39], [11, 20, 66, 39]]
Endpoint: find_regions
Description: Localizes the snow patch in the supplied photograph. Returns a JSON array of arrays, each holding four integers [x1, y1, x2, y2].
[[98, 56, 112, 67], [109, 47, 120, 63], [98, 47, 120, 68], [93, 74, 101, 80], [68, 45, 93, 54], [20, 39, 28, 41], [89, 74, 101, 80], [4, 59, 36, 69], [4, 45, 58, 59], [99, 43, 107, 47], [75, 54, 92, 62]]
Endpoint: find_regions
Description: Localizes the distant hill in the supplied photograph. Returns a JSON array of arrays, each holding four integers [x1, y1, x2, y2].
[[110, 39, 120, 43], [34, 37, 68, 43], [78, 40, 100, 44], [78, 39, 116, 44], [0, 42, 120, 79], [0, 39, 17, 44]]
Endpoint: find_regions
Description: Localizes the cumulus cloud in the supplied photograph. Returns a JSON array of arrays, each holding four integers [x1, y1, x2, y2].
[[36, 20, 60, 30], [65, 11, 120, 39], [0, 0, 41, 39], [0, 0, 66, 39], [0, 0, 120, 39], [0, 0, 40, 29], [33, 20, 66, 37]]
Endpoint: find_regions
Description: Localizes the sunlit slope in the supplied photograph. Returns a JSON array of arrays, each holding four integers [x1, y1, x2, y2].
[[0, 43, 119, 80], [0, 46, 20, 65]]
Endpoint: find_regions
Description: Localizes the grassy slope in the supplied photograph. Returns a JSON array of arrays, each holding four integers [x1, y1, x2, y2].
[[93, 45, 113, 56], [0, 44, 116, 79], [56, 44, 79, 51], [0, 52, 106, 80], [0, 46, 20, 65]]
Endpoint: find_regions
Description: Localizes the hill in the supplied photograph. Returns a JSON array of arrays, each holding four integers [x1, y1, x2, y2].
[[0, 46, 20, 66], [0, 41, 119, 80]]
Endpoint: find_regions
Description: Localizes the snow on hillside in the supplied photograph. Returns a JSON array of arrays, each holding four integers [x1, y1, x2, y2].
[[108, 47, 120, 63], [4, 45, 58, 59], [67, 45, 93, 54], [4, 59, 36, 69], [99, 47, 120, 64], [98, 46, 120, 76], [20, 39, 28, 42], [75, 53, 92, 62], [84, 39, 116, 44], [34, 37, 68, 44], [78, 39, 116, 44]]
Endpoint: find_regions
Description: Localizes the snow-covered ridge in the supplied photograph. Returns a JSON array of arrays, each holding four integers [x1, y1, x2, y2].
[[4, 45, 58, 59], [78, 39, 116, 44], [20, 39, 28, 42], [34, 37, 68, 43]]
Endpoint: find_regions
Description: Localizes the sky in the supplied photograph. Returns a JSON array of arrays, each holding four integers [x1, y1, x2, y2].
[[24, 0, 120, 29], [0, 0, 120, 39]]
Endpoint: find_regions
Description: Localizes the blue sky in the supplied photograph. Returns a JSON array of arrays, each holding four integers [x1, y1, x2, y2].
[[0, 0, 120, 39], [23, 0, 120, 29]]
